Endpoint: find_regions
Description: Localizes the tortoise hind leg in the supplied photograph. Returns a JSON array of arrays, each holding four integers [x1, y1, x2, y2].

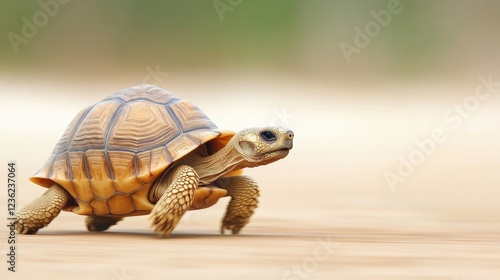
[[85, 216, 123, 232], [16, 184, 71, 234]]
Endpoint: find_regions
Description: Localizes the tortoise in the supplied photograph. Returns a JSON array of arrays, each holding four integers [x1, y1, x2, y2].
[[15, 84, 294, 237]]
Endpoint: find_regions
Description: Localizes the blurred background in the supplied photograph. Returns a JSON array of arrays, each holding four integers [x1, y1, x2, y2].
[[0, 0, 499, 83], [0, 1, 499, 279]]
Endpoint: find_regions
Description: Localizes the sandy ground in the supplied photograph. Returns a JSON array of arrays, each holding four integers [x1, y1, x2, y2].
[[1, 77, 499, 279]]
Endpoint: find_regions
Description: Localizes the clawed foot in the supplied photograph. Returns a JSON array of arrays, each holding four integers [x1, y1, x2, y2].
[[149, 211, 183, 237], [221, 215, 250, 235], [14, 218, 39, 234]]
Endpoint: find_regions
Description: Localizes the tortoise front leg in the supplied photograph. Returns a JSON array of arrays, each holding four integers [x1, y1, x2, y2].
[[148, 165, 199, 237], [216, 176, 260, 235], [16, 184, 71, 234], [85, 216, 123, 232]]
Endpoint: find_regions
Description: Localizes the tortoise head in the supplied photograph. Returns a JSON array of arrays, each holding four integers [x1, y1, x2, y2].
[[233, 127, 294, 167], [184, 126, 294, 185]]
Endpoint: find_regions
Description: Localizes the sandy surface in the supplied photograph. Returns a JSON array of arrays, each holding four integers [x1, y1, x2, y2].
[[1, 77, 499, 279], [2, 209, 499, 280]]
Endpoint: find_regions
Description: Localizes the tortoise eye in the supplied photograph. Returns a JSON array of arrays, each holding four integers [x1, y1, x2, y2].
[[260, 131, 277, 142]]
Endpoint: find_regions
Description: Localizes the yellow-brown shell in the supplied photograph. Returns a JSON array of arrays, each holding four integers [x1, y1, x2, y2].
[[31, 84, 231, 217]]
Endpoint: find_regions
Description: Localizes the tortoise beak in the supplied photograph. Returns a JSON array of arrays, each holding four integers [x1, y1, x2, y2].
[[283, 129, 294, 150], [271, 130, 293, 154]]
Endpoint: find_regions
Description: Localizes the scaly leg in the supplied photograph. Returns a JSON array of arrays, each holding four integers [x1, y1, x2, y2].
[[16, 184, 71, 234], [216, 176, 260, 234], [149, 165, 198, 237]]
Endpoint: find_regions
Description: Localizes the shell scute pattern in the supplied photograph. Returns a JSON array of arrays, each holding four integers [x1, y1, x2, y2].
[[30, 84, 221, 216]]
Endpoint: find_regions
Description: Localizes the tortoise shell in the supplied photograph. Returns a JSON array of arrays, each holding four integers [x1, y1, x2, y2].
[[31, 84, 234, 217]]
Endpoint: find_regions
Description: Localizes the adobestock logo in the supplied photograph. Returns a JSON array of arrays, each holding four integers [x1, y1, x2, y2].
[[340, 0, 411, 63], [213, 0, 243, 22], [385, 74, 499, 191], [7, 0, 70, 54], [281, 235, 338, 280], [269, 107, 295, 127], [142, 64, 170, 86]]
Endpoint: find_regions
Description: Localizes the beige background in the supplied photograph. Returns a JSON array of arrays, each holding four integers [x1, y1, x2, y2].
[[1, 76, 499, 280]]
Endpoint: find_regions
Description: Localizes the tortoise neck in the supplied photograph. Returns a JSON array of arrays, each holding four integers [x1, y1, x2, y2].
[[189, 140, 248, 185], [149, 139, 249, 203]]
